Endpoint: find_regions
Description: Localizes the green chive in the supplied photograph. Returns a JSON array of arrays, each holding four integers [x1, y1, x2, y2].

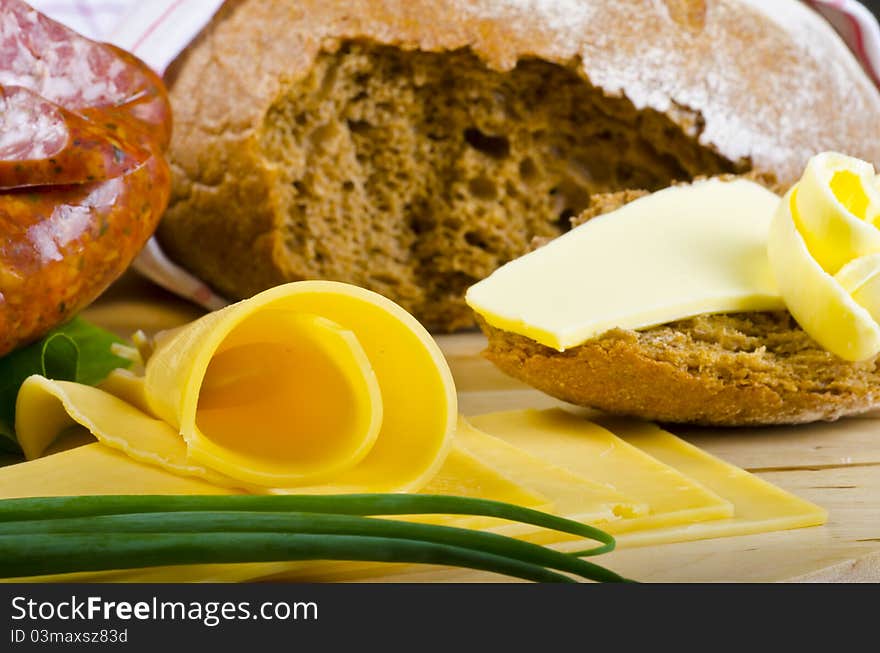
[[0, 494, 615, 556], [0, 495, 631, 583], [0, 533, 577, 584], [0, 511, 625, 583]]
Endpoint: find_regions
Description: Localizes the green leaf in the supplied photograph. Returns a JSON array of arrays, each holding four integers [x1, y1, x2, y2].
[[0, 317, 131, 450], [41, 334, 78, 381], [48, 318, 131, 386]]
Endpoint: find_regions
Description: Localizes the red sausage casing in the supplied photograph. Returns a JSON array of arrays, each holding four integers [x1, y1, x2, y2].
[[0, 0, 172, 356]]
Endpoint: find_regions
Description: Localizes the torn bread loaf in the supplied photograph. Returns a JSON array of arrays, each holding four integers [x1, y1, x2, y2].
[[478, 187, 880, 426], [161, 0, 880, 331]]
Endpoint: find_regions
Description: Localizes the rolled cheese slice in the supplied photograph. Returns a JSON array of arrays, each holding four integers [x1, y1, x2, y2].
[[16, 281, 457, 493], [768, 152, 880, 361]]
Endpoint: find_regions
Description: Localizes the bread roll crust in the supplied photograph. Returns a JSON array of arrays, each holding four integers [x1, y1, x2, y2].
[[479, 313, 880, 426], [162, 0, 880, 330]]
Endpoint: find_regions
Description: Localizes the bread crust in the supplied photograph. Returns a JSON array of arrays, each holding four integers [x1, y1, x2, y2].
[[479, 314, 880, 426], [168, 0, 880, 185], [161, 0, 880, 329]]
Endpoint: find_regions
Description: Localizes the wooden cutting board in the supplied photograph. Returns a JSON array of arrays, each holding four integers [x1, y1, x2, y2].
[[79, 274, 880, 583]]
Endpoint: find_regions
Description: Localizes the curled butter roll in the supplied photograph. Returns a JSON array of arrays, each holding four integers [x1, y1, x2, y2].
[[16, 281, 457, 493], [768, 152, 880, 361]]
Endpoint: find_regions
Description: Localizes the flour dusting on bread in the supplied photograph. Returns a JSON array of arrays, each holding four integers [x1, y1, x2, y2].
[[161, 0, 880, 332]]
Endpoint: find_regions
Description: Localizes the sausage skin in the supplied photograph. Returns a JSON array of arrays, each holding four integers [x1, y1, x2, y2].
[[0, 0, 172, 356]]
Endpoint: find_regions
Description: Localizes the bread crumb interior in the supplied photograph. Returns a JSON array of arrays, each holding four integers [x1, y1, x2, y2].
[[260, 41, 736, 330]]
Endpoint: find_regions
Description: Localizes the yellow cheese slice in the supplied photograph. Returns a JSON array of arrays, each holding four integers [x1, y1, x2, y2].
[[15, 377, 260, 492], [455, 417, 647, 535], [768, 152, 880, 361], [420, 445, 549, 509], [6, 563, 301, 584], [466, 178, 784, 351], [98, 368, 154, 416], [594, 417, 828, 548], [190, 312, 384, 485], [468, 409, 825, 550], [14, 281, 457, 494], [207, 411, 830, 574], [399, 444, 552, 532], [469, 409, 734, 533], [0, 409, 828, 581], [0, 440, 551, 583], [264, 444, 552, 532], [140, 281, 455, 492], [0, 444, 332, 583], [0, 443, 234, 498]]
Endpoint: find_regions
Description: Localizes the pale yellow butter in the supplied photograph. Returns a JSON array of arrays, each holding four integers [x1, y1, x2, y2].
[[466, 178, 784, 350], [768, 152, 880, 361]]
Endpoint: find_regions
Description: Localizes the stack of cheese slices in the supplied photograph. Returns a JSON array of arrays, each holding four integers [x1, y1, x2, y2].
[[0, 280, 824, 582]]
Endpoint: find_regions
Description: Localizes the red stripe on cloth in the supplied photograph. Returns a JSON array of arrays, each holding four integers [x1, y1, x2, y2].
[[840, 2, 880, 86], [806, 0, 880, 88], [128, 0, 187, 55]]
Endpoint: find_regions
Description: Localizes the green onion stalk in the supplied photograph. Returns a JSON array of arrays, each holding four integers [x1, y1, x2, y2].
[[0, 495, 633, 583]]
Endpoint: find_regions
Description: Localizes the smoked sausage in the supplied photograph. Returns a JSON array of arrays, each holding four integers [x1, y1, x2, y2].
[[0, 0, 171, 356]]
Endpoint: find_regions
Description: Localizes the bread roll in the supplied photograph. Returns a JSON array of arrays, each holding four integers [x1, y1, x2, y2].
[[477, 184, 880, 426], [161, 0, 880, 331]]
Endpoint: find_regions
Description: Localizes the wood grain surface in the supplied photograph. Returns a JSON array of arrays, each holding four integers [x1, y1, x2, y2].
[[78, 274, 880, 583]]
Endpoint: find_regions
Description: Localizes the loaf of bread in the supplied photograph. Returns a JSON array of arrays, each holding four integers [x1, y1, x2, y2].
[[161, 0, 880, 331]]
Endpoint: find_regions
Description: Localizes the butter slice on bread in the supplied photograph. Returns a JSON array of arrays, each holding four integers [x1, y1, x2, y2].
[[478, 188, 880, 426]]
